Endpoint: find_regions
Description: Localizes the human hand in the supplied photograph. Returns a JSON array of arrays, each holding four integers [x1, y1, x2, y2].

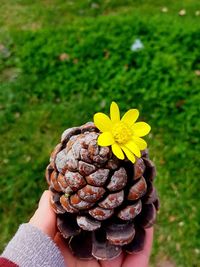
[[30, 190, 153, 267]]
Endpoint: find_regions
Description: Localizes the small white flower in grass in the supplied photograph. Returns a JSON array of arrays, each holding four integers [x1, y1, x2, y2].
[[195, 10, 200, 16], [91, 3, 100, 9], [131, 39, 144, 52], [178, 221, 184, 227], [179, 9, 186, 16], [161, 7, 168, 13]]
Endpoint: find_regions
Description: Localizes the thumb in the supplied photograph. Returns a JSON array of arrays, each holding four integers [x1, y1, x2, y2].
[[29, 190, 57, 239]]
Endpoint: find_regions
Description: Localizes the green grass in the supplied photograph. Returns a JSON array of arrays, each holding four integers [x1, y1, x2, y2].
[[0, 1, 200, 266]]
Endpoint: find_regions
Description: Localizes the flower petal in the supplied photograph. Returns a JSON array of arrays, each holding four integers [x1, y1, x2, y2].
[[121, 109, 139, 126], [132, 122, 151, 137], [94, 112, 112, 132], [125, 140, 141, 158], [121, 146, 136, 163], [110, 101, 120, 123], [132, 136, 147, 150], [111, 143, 125, 160], [98, 132, 115, 146]]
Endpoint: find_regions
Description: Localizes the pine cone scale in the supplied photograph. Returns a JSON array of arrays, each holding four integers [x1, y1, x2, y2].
[[70, 194, 95, 210], [89, 206, 114, 220], [117, 200, 142, 220], [78, 185, 105, 203], [86, 169, 109, 186], [92, 231, 122, 260], [134, 158, 146, 179], [57, 215, 81, 239], [69, 231, 93, 260], [106, 223, 135, 246], [98, 190, 124, 209], [60, 195, 78, 213], [107, 167, 127, 191], [77, 216, 101, 231], [124, 227, 145, 253], [127, 176, 147, 200]]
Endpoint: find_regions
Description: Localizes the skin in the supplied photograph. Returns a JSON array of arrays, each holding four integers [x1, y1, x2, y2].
[[30, 190, 153, 267]]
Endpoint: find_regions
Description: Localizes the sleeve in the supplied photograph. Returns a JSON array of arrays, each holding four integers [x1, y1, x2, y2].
[[0, 257, 18, 267], [1, 223, 65, 267]]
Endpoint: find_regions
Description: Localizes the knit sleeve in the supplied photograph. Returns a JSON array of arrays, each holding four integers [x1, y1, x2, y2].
[[1, 223, 65, 267]]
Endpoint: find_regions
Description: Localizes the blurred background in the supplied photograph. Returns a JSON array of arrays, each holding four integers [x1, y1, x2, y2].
[[0, 1, 200, 266]]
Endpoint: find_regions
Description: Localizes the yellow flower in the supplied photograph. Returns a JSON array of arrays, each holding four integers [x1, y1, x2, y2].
[[93, 102, 151, 163]]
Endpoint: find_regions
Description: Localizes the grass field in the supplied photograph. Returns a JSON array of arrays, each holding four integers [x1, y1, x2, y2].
[[0, 1, 200, 266]]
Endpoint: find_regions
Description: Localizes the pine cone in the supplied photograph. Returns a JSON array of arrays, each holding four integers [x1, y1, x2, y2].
[[46, 122, 159, 260]]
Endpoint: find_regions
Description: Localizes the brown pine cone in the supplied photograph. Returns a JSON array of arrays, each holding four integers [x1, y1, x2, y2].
[[45, 122, 159, 260]]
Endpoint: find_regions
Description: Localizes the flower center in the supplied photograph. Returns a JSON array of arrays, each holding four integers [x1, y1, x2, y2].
[[112, 122, 132, 144]]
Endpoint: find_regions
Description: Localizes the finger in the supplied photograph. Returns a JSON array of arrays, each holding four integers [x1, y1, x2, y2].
[[29, 190, 56, 239], [141, 227, 154, 258], [122, 227, 154, 267], [54, 233, 100, 267], [54, 233, 75, 267]]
